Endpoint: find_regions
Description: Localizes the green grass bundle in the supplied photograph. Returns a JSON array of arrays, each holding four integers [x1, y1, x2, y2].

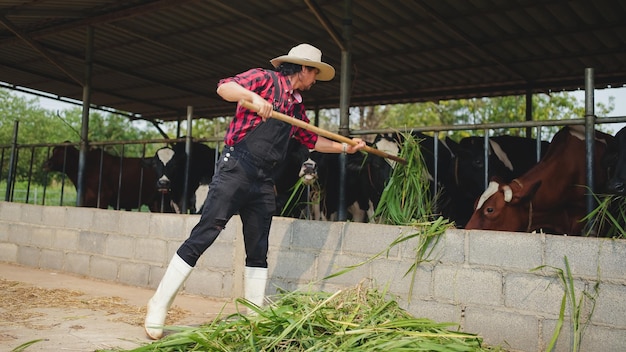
[[104, 284, 500, 352]]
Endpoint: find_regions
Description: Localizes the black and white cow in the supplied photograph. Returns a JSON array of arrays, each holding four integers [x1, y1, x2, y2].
[[447, 135, 550, 227], [144, 141, 217, 214], [607, 126, 626, 195], [372, 131, 457, 221], [303, 150, 389, 222]]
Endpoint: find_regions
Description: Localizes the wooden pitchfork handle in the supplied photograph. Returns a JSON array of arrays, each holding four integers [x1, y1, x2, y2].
[[238, 100, 407, 165]]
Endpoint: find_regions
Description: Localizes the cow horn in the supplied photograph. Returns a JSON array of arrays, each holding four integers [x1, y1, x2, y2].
[[475, 181, 500, 210], [503, 185, 513, 202]]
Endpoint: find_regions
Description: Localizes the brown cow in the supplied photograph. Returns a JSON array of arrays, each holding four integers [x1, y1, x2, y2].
[[465, 125, 614, 235], [43, 144, 168, 212]]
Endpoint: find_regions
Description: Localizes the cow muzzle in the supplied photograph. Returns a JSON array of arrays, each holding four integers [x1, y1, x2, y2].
[[157, 177, 171, 193], [299, 159, 318, 185]]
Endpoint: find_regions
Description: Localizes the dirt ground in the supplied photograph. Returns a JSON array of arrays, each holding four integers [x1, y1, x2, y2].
[[0, 262, 237, 352]]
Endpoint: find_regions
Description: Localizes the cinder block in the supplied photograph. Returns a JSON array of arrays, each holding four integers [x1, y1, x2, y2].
[[343, 222, 404, 256], [119, 262, 150, 286], [41, 206, 67, 228], [0, 243, 18, 262], [17, 246, 39, 267], [31, 226, 55, 248], [370, 257, 429, 297], [65, 252, 91, 276], [542, 318, 570, 352], [53, 229, 79, 251], [268, 217, 294, 247], [578, 323, 626, 352], [598, 239, 626, 281], [20, 203, 43, 225], [545, 236, 600, 278], [433, 266, 503, 306], [405, 300, 461, 325], [317, 252, 371, 287], [8, 224, 32, 245], [593, 283, 626, 327], [195, 241, 236, 270], [436, 229, 465, 264], [291, 220, 344, 252], [185, 269, 227, 298], [464, 307, 539, 352], [271, 250, 318, 283], [504, 273, 568, 317], [0, 201, 21, 221], [92, 210, 120, 233], [65, 207, 94, 229], [90, 256, 119, 281], [149, 213, 186, 239], [119, 211, 150, 235], [0, 223, 10, 241], [215, 215, 241, 243], [469, 230, 543, 270], [40, 248, 64, 270], [105, 234, 135, 259], [78, 231, 107, 255], [135, 237, 166, 263]]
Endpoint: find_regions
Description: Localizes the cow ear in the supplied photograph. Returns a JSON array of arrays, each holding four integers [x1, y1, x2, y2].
[[509, 180, 541, 204]]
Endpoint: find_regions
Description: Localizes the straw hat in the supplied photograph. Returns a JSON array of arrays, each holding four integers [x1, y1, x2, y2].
[[270, 43, 335, 81]]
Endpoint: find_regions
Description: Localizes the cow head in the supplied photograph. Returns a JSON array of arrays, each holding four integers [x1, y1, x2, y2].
[[465, 180, 541, 232], [43, 143, 77, 173], [298, 158, 318, 185], [373, 133, 401, 169], [144, 147, 177, 193]]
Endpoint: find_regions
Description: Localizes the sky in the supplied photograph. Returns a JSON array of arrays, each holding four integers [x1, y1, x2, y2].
[[10, 85, 626, 134]]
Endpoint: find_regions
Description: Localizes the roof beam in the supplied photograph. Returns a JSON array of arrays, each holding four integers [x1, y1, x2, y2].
[[0, 14, 82, 86], [0, 0, 198, 46]]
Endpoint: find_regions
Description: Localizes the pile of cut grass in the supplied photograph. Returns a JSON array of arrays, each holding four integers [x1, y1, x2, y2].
[[103, 283, 501, 352]]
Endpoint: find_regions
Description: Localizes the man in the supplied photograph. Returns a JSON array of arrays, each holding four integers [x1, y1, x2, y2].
[[144, 43, 366, 339]]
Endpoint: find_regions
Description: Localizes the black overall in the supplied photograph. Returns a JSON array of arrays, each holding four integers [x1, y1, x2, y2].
[[177, 72, 294, 268]]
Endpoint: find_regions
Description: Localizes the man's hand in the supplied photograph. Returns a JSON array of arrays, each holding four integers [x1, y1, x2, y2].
[[345, 138, 366, 154], [251, 95, 273, 121]]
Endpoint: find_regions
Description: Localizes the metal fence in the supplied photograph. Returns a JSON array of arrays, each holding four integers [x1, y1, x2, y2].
[[2, 116, 625, 215]]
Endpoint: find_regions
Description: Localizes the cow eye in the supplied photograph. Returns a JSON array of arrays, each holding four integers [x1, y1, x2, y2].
[[485, 207, 494, 214]]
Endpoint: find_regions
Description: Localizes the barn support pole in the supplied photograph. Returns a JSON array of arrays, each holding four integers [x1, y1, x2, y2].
[[182, 106, 194, 214], [336, 0, 352, 221], [4, 121, 19, 202], [77, 26, 94, 207], [584, 68, 597, 228], [524, 90, 533, 138]]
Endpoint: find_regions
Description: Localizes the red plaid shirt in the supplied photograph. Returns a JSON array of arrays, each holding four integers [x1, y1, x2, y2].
[[218, 68, 318, 149]]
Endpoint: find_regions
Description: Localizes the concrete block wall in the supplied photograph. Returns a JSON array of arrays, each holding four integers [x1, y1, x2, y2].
[[1, 201, 625, 352]]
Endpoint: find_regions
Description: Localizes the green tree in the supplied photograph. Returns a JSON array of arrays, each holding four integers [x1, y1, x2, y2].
[[354, 92, 615, 141]]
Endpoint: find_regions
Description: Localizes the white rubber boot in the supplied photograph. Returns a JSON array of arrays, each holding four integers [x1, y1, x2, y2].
[[244, 266, 268, 314], [145, 254, 193, 340]]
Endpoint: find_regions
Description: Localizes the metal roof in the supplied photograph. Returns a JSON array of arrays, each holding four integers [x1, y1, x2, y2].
[[1, 0, 625, 122]]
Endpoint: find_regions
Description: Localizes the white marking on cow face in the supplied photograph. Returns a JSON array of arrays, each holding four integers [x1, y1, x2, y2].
[[299, 158, 318, 185], [488, 139, 514, 171], [156, 148, 175, 166], [475, 181, 500, 210], [374, 137, 399, 168]]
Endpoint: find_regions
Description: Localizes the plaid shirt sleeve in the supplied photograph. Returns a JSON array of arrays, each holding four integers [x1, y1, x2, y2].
[[219, 68, 272, 145]]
